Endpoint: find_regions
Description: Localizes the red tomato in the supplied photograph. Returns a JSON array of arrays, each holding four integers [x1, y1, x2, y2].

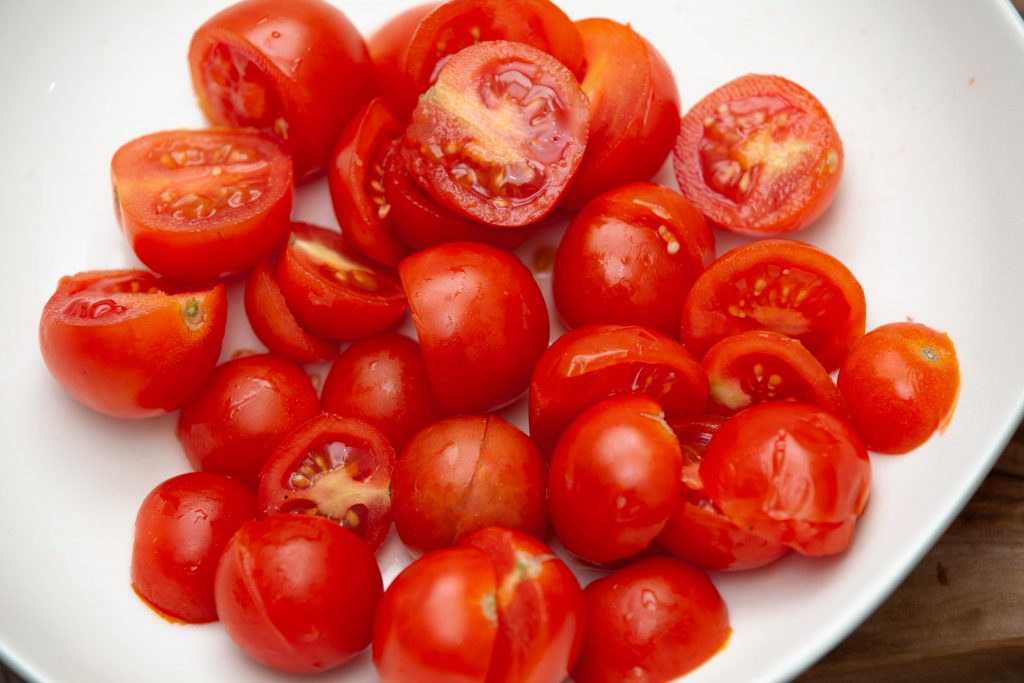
[[131, 472, 256, 624], [402, 40, 589, 227], [215, 515, 382, 673], [38, 270, 226, 419], [703, 330, 843, 416], [681, 239, 866, 371], [275, 222, 408, 342], [188, 0, 374, 179], [320, 333, 438, 453], [572, 557, 730, 683], [553, 183, 714, 335], [399, 242, 549, 414], [177, 354, 320, 489], [700, 402, 871, 556], [392, 416, 547, 552], [673, 74, 843, 235], [838, 322, 960, 454], [529, 325, 709, 456], [367, 3, 438, 118], [561, 19, 680, 208], [548, 396, 683, 564], [258, 414, 396, 552], [111, 129, 292, 281]]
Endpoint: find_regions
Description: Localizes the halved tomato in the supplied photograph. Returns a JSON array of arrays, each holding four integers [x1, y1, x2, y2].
[[367, 2, 439, 119]]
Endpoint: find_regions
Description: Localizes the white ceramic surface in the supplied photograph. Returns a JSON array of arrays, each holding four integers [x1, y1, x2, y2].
[[2, 1, 1024, 682]]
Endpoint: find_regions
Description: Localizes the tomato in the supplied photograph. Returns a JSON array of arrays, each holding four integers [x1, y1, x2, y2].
[[529, 325, 708, 456], [399, 242, 549, 414], [838, 322, 960, 454], [703, 329, 843, 416], [367, 3, 438, 118], [320, 333, 438, 453], [258, 414, 396, 552], [131, 472, 256, 624], [561, 19, 680, 209], [392, 415, 547, 552], [700, 402, 871, 556], [673, 73, 843, 235], [188, 0, 374, 179], [548, 396, 682, 564], [38, 270, 226, 419], [572, 557, 730, 683], [215, 515, 382, 673], [110, 129, 292, 281], [402, 40, 589, 227], [177, 354, 320, 489], [553, 183, 714, 335], [275, 222, 408, 342], [681, 239, 866, 371]]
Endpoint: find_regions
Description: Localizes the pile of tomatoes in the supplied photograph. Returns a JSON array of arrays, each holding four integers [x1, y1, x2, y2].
[[36, 0, 961, 681]]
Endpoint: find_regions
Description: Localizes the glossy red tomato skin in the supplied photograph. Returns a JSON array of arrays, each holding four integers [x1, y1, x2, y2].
[[673, 73, 843, 235], [215, 515, 383, 673], [177, 354, 320, 489], [131, 472, 256, 624], [39, 270, 226, 419], [399, 242, 549, 414], [367, 3, 438, 119], [838, 322, 960, 454], [373, 546, 498, 683], [553, 183, 714, 335], [188, 0, 374, 179], [700, 402, 872, 556], [111, 129, 293, 281], [529, 325, 709, 456], [572, 557, 730, 683], [320, 333, 438, 453], [392, 416, 547, 552], [562, 19, 680, 209]]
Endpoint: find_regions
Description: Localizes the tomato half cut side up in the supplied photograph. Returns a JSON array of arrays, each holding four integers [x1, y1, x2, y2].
[[111, 129, 292, 281], [258, 414, 396, 553], [673, 73, 843, 235], [402, 40, 589, 227]]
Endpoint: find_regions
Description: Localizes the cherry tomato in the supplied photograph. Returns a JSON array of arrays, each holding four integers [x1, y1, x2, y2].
[[838, 322, 960, 454], [553, 183, 714, 335], [392, 415, 547, 552], [399, 242, 549, 414], [572, 557, 730, 683], [320, 333, 438, 453], [188, 0, 374, 179], [529, 325, 708, 456], [39, 270, 226, 419], [548, 396, 683, 564], [131, 472, 256, 624], [258, 414, 396, 552], [681, 239, 866, 372], [673, 73, 843, 235], [177, 354, 320, 489], [215, 515, 382, 673], [275, 222, 408, 342], [562, 19, 680, 208], [402, 40, 589, 227], [367, 3, 438, 118], [111, 129, 292, 281], [700, 402, 871, 556]]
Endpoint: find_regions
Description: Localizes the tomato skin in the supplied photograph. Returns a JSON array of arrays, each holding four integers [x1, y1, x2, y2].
[[838, 322, 960, 454], [553, 183, 714, 335], [392, 416, 548, 552], [572, 557, 730, 683], [39, 270, 226, 419], [548, 396, 683, 564], [367, 3, 438, 119], [215, 515, 382, 673], [188, 0, 374, 179], [131, 473, 256, 624], [399, 242, 549, 414], [177, 354, 320, 489], [111, 129, 293, 281]]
